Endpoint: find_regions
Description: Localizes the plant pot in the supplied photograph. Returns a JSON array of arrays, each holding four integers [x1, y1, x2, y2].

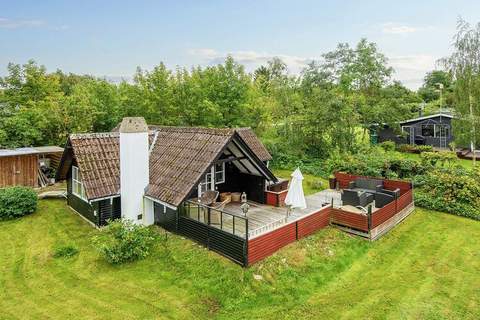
[[329, 177, 337, 189]]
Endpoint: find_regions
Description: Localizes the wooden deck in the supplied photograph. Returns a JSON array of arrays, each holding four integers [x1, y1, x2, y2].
[[185, 190, 336, 238]]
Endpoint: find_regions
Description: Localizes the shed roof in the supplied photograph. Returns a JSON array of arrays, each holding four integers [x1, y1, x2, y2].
[[399, 113, 453, 125], [0, 146, 64, 158]]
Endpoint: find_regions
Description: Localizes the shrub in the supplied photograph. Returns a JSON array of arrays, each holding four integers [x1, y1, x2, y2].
[[397, 144, 417, 153], [379, 141, 395, 152], [414, 168, 480, 220], [94, 220, 158, 264], [53, 245, 79, 258], [0, 186, 37, 220], [420, 151, 458, 168], [416, 145, 433, 153], [307, 179, 324, 190]]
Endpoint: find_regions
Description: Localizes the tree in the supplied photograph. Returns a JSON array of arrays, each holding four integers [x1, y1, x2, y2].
[[418, 70, 454, 103], [442, 18, 480, 165]]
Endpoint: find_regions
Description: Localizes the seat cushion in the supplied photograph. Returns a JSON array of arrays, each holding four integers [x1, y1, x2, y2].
[[355, 178, 383, 191]]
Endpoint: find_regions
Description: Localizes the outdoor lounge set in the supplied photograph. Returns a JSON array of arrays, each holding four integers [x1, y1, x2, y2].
[[341, 177, 400, 209]]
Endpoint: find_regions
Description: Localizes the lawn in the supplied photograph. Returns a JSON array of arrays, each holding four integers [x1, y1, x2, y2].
[[1, 200, 479, 320]]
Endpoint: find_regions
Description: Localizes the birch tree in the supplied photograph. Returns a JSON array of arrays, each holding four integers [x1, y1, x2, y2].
[[442, 18, 480, 165]]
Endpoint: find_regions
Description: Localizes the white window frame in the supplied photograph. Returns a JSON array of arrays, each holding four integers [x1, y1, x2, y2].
[[198, 172, 213, 197], [215, 162, 225, 184], [72, 166, 87, 201]]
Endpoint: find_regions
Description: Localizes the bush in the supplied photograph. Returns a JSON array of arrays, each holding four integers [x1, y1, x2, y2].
[[0, 186, 37, 220], [94, 220, 158, 264], [379, 141, 395, 151], [53, 245, 79, 258], [415, 145, 433, 153], [414, 168, 480, 220], [307, 179, 324, 190], [420, 151, 458, 168], [397, 144, 417, 153]]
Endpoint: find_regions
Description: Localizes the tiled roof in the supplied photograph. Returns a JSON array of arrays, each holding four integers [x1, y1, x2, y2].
[[69, 133, 120, 200], [145, 127, 234, 206], [235, 128, 272, 161], [59, 125, 273, 205]]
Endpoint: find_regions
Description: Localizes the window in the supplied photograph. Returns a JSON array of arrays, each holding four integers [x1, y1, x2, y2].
[[199, 172, 213, 195], [215, 163, 225, 184], [435, 125, 450, 138], [72, 166, 87, 201], [402, 126, 411, 134], [421, 124, 435, 137]]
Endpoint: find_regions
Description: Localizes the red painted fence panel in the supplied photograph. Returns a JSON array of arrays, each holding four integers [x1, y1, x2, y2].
[[297, 207, 331, 239], [330, 208, 369, 231], [371, 200, 397, 228], [397, 190, 413, 211], [248, 222, 297, 265]]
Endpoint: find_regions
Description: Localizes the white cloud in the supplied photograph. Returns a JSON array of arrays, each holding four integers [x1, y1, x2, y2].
[[0, 17, 45, 29], [388, 54, 438, 89], [189, 48, 438, 89], [381, 22, 435, 35], [188, 48, 312, 74]]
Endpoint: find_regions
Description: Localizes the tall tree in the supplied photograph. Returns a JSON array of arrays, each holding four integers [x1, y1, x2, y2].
[[442, 18, 480, 165]]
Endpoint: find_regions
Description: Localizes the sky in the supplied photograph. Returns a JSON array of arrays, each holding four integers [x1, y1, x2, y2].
[[1, 0, 480, 89]]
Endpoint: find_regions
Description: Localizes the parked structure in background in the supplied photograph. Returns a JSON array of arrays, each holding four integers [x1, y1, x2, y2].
[[0, 146, 64, 188], [375, 113, 454, 149]]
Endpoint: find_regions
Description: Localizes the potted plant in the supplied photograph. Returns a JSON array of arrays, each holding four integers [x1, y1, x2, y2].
[[328, 174, 337, 189]]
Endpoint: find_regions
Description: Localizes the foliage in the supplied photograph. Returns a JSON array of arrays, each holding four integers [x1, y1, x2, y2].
[[93, 219, 158, 264], [0, 186, 37, 220], [396, 143, 433, 153], [420, 151, 458, 167], [53, 245, 79, 258], [414, 168, 480, 220], [441, 18, 480, 152], [379, 140, 395, 151]]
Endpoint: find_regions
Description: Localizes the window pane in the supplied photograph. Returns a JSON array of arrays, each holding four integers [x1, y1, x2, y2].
[[421, 124, 434, 137]]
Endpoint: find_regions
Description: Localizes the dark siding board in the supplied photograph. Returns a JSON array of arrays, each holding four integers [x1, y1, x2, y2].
[[67, 175, 97, 225], [177, 215, 247, 265], [208, 227, 246, 265], [178, 217, 209, 245], [154, 202, 177, 232], [97, 197, 121, 226]]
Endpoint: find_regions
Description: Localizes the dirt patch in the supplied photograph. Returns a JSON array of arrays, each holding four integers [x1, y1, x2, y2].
[[201, 296, 221, 316]]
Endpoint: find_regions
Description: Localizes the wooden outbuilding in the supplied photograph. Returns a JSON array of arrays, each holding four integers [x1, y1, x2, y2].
[[0, 146, 64, 188]]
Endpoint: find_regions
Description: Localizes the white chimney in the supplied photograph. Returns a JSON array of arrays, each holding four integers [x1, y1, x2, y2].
[[119, 117, 149, 224]]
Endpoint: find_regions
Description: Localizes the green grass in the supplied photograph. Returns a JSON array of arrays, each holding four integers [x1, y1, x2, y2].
[[273, 169, 328, 195], [0, 200, 479, 319]]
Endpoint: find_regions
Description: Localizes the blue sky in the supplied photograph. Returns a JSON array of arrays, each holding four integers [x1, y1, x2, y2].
[[1, 0, 480, 89]]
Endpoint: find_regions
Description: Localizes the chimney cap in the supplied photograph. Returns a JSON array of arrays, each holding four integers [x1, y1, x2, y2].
[[119, 117, 148, 133]]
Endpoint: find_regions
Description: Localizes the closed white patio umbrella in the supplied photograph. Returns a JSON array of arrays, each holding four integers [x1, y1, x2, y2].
[[284, 168, 307, 211]]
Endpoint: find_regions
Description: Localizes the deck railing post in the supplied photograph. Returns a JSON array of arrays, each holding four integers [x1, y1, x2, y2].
[[233, 216, 236, 235], [220, 212, 223, 230], [245, 217, 249, 240], [208, 207, 211, 225]]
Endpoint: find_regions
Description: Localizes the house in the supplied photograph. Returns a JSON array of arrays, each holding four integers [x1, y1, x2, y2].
[[56, 117, 277, 228], [376, 113, 454, 148], [56, 118, 415, 266], [0, 146, 64, 188]]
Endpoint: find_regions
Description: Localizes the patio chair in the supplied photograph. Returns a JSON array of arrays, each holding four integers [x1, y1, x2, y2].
[[374, 192, 394, 208], [348, 178, 383, 192], [210, 198, 230, 225], [199, 190, 219, 206], [342, 189, 374, 207]]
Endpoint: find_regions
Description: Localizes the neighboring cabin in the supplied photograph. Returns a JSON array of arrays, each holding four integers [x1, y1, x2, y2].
[[376, 113, 454, 149]]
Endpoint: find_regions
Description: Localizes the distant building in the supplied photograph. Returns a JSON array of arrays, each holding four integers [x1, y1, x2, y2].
[[376, 113, 454, 149]]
